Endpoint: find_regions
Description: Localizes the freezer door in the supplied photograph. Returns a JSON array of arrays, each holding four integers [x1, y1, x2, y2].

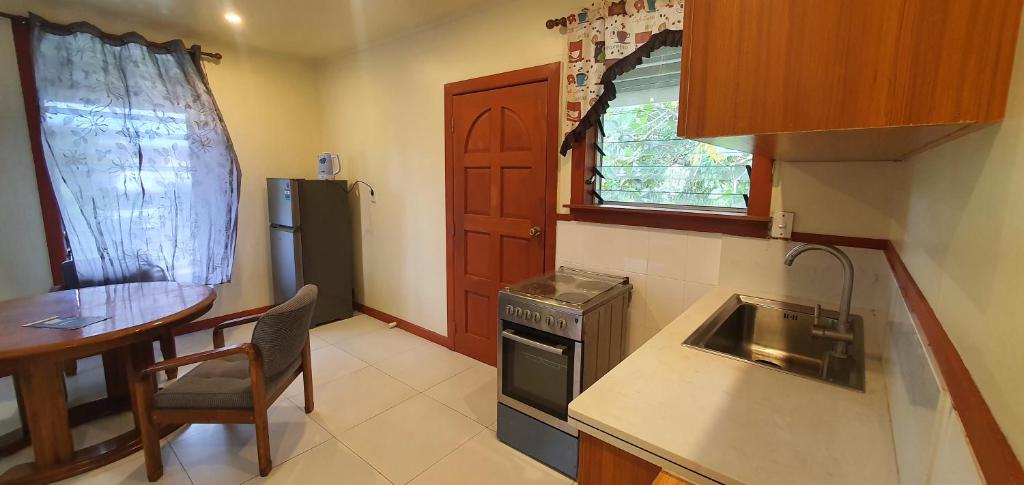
[[269, 226, 303, 304], [267, 178, 300, 228]]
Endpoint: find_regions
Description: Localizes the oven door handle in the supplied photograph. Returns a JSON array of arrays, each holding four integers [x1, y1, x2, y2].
[[501, 329, 567, 355]]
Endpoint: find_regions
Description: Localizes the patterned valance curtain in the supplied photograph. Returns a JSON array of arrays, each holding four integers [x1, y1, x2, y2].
[[30, 14, 241, 286], [560, 0, 684, 155]]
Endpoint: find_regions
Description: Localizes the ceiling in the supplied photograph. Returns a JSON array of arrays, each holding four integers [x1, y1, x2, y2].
[[0, 0, 494, 58]]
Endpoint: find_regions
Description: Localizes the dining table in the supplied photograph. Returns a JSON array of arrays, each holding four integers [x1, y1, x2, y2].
[[0, 282, 215, 484]]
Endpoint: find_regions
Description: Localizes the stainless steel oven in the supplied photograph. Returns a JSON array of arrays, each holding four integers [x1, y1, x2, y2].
[[499, 321, 582, 434], [496, 267, 631, 479]]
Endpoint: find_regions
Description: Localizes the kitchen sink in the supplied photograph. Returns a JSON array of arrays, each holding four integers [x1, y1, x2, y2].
[[683, 295, 865, 391]]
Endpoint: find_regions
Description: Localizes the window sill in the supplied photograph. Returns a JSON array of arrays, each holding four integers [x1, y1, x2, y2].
[[562, 204, 771, 238]]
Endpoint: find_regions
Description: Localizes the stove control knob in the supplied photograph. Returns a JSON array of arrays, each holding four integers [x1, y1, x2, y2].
[[557, 319, 567, 329], [505, 305, 514, 315], [532, 311, 541, 322], [514, 307, 523, 318], [545, 315, 554, 326]]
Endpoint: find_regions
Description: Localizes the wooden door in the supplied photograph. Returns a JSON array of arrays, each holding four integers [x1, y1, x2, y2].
[[446, 65, 558, 365]]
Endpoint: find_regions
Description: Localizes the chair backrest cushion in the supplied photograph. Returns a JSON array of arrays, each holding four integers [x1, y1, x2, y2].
[[251, 285, 318, 377]]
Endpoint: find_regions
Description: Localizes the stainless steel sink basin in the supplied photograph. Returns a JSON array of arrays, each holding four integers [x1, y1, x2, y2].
[[683, 295, 865, 391]]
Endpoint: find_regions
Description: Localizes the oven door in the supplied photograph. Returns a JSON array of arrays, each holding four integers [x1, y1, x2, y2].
[[498, 321, 582, 435]]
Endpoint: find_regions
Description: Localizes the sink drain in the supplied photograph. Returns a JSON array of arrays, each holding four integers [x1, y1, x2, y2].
[[754, 359, 783, 369]]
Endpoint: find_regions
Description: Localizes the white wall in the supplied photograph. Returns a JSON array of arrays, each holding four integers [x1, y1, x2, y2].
[[0, 11, 324, 317], [773, 160, 899, 239], [316, 0, 579, 335], [0, 20, 51, 300], [316, 0, 899, 337], [886, 11, 1024, 458]]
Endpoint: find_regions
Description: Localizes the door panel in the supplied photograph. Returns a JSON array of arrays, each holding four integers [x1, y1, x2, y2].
[[451, 80, 550, 365], [269, 227, 302, 304]]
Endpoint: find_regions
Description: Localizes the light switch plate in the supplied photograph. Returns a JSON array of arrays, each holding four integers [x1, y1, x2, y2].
[[771, 211, 794, 239]]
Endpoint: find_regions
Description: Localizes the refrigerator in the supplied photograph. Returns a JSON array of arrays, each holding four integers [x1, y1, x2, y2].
[[267, 178, 354, 326]]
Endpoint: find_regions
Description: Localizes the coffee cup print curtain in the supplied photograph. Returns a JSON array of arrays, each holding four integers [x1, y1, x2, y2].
[[560, 0, 684, 155]]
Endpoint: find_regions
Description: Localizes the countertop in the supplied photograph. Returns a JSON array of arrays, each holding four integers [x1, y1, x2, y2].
[[568, 287, 899, 485]]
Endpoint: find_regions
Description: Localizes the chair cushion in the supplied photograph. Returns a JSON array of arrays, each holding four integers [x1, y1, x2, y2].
[[153, 354, 300, 410]]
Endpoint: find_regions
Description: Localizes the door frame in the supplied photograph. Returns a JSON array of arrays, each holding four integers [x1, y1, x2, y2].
[[443, 62, 562, 348]]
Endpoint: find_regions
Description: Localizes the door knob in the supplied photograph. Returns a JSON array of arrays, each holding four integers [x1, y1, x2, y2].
[[528, 226, 543, 238]]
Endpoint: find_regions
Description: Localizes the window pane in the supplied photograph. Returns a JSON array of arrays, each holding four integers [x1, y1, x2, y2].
[[599, 46, 753, 210]]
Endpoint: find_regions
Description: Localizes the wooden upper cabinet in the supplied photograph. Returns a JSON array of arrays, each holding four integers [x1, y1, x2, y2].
[[677, 0, 1024, 161]]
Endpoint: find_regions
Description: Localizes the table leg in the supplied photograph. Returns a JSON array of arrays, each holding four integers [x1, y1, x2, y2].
[[16, 358, 73, 466], [103, 349, 130, 400]]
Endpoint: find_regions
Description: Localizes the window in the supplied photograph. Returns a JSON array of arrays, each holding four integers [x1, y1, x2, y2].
[[41, 101, 199, 281], [567, 46, 772, 238], [20, 18, 242, 287], [597, 47, 753, 211]]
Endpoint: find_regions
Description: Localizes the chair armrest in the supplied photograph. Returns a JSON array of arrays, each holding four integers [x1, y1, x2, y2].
[[140, 343, 254, 379], [212, 315, 262, 348]]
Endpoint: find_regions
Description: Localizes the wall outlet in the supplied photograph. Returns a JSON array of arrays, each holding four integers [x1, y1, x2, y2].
[[771, 211, 794, 239]]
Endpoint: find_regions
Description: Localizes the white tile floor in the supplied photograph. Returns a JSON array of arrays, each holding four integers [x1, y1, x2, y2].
[[0, 313, 572, 485]]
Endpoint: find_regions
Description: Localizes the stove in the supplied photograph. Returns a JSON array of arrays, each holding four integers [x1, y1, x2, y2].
[[499, 267, 630, 341], [496, 267, 632, 479]]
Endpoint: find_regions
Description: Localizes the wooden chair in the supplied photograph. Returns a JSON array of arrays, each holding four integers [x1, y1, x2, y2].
[[133, 285, 318, 481]]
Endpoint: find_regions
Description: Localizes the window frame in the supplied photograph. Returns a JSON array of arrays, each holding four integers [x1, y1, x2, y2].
[[566, 127, 773, 238]]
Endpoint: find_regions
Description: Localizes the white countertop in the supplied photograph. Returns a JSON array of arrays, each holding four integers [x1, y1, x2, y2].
[[568, 287, 899, 485]]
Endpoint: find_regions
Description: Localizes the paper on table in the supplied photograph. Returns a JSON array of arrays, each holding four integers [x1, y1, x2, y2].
[[24, 316, 110, 330]]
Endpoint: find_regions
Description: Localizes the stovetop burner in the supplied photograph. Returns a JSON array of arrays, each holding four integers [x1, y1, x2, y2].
[[554, 292, 590, 304], [520, 282, 557, 296], [506, 267, 628, 306]]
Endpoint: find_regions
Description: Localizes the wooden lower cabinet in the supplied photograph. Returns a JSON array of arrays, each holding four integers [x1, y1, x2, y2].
[[578, 432, 692, 485]]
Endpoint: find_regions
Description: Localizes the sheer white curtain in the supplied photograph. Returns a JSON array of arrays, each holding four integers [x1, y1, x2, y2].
[[31, 16, 241, 286]]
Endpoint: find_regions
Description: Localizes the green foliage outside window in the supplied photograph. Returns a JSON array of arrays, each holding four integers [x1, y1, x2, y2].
[[600, 101, 752, 209]]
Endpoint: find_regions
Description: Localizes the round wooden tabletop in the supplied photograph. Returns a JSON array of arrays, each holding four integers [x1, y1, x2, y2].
[[0, 282, 216, 361]]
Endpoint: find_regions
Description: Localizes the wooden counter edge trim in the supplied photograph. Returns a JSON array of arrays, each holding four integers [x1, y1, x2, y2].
[[883, 241, 1024, 484], [790, 232, 889, 250], [354, 302, 452, 349]]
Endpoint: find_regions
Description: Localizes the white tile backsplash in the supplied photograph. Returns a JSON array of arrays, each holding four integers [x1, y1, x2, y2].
[[885, 284, 948, 485], [556, 221, 892, 354], [557, 221, 987, 484], [647, 229, 688, 280], [557, 222, 988, 483], [882, 263, 985, 485], [684, 232, 721, 285], [928, 408, 983, 485], [645, 275, 687, 329]]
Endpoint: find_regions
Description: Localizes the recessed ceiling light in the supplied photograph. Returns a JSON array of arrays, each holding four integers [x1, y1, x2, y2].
[[224, 12, 243, 25]]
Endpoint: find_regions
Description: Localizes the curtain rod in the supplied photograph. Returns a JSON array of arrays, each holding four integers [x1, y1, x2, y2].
[[0, 11, 223, 60]]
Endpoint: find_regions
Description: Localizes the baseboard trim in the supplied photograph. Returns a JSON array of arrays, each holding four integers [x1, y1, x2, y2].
[[173, 305, 273, 336], [354, 302, 452, 348]]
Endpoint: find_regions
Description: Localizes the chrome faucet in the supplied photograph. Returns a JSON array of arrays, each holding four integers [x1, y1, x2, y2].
[[783, 243, 855, 358]]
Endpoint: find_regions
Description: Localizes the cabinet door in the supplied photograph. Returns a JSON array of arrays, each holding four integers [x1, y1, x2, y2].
[[677, 0, 1023, 160]]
